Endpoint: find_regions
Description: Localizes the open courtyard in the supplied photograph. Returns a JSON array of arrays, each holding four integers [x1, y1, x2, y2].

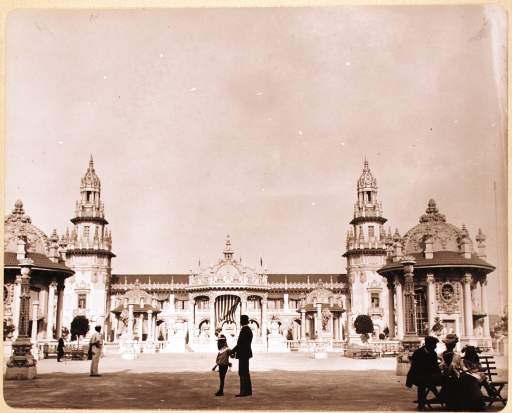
[[3, 352, 508, 411]]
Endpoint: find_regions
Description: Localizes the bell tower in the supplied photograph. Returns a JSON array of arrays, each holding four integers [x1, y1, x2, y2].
[[62, 156, 115, 334], [343, 160, 390, 339]]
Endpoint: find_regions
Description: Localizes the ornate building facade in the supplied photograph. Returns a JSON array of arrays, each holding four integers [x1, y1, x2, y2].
[[378, 199, 494, 350], [61, 156, 115, 331], [343, 160, 389, 339], [3, 158, 497, 354]]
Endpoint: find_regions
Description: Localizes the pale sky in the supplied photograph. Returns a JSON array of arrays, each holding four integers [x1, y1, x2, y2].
[[5, 6, 507, 314]]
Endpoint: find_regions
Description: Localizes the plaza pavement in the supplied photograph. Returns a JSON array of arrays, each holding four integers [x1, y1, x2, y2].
[[3, 352, 508, 411]]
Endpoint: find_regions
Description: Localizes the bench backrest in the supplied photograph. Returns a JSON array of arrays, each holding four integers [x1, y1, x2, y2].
[[479, 355, 498, 382]]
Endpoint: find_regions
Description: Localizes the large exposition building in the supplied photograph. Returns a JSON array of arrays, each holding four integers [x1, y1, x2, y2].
[[3, 158, 495, 353]]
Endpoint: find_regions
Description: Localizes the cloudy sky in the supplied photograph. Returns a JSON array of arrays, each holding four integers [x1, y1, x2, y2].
[[5, 6, 507, 314]]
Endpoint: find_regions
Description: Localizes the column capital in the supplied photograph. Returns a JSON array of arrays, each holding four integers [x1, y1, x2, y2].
[[464, 273, 472, 284], [49, 280, 58, 289], [426, 274, 435, 283], [480, 277, 488, 286], [15, 275, 22, 284], [393, 278, 402, 289]]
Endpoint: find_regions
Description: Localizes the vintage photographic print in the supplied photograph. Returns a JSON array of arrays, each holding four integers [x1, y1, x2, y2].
[[2, 5, 508, 411]]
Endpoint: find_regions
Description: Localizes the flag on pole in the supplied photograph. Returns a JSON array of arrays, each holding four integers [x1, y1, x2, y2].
[[216, 295, 241, 323]]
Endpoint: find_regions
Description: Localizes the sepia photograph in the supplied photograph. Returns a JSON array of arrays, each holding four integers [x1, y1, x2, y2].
[[2, 4, 508, 411]]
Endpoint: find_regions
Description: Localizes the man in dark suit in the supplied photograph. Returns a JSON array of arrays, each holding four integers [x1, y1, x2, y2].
[[406, 336, 443, 411], [231, 315, 253, 397]]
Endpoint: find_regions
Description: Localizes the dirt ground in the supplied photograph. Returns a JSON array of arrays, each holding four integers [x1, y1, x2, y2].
[[2, 352, 508, 411]]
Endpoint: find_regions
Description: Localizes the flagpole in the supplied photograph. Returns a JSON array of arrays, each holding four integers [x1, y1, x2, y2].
[[494, 180, 504, 315]]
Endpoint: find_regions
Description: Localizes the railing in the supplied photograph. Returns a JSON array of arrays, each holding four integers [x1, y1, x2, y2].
[[331, 340, 346, 352], [103, 342, 120, 354], [368, 307, 384, 316], [285, 340, 300, 351]]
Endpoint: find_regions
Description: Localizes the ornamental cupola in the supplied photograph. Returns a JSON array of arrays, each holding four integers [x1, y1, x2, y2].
[[73, 156, 105, 223], [66, 157, 114, 254], [223, 234, 234, 261], [344, 159, 388, 256]]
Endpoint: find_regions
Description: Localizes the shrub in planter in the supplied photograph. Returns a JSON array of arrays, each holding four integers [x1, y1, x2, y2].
[[354, 315, 374, 345], [70, 316, 90, 348]]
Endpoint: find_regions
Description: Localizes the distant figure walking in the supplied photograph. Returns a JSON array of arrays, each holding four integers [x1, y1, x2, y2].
[[212, 334, 232, 396], [57, 337, 65, 362], [89, 325, 103, 377], [231, 315, 253, 397]]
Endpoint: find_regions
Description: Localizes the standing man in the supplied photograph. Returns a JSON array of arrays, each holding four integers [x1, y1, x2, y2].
[[231, 315, 253, 397], [89, 325, 103, 377]]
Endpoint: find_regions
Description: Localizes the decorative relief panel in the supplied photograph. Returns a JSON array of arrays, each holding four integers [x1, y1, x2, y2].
[[3, 283, 14, 317], [436, 281, 461, 314]]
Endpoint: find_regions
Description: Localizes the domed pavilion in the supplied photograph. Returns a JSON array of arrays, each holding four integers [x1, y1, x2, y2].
[[4, 200, 74, 379], [378, 199, 494, 350]]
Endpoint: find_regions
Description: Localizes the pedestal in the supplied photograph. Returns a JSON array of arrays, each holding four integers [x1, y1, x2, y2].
[[267, 334, 288, 352], [312, 340, 328, 359], [5, 365, 37, 380], [166, 334, 186, 352], [5, 337, 37, 380], [396, 335, 421, 376], [119, 336, 138, 360], [144, 340, 155, 353]]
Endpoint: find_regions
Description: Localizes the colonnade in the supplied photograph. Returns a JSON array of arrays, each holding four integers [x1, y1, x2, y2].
[[385, 271, 490, 340], [15, 278, 65, 343]]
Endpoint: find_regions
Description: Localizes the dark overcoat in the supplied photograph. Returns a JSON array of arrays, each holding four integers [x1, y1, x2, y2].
[[406, 346, 441, 387], [231, 325, 253, 360]]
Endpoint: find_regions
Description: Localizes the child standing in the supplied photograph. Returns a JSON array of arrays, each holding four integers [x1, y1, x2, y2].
[[212, 334, 232, 396]]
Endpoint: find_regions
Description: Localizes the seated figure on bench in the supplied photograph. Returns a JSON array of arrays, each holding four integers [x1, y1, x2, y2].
[[406, 336, 444, 411], [438, 334, 462, 410], [457, 346, 497, 411]]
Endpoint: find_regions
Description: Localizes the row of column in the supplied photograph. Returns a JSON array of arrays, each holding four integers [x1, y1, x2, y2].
[[116, 304, 158, 341], [299, 308, 344, 340], [17, 278, 64, 343], [386, 272, 489, 339]]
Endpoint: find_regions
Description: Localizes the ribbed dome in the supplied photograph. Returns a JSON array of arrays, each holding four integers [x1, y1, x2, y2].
[[357, 159, 377, 190], [402, 199, 471, 254], [4, 200, 49, 255], [80, 155, 101, 191]]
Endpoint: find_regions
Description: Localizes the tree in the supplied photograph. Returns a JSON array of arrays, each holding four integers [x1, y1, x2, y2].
[[354, 314, 374, 343], [70, 316, 90, 348]]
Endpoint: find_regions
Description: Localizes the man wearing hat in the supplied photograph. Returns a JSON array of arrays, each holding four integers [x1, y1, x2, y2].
[[89, 325, 103, 377], [406, 336, 443, 411], [437, 334, 461, 410], [230, 315, 253, 397]]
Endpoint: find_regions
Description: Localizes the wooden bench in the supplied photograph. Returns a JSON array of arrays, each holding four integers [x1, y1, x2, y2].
[[479, 355, 508, 407], [421, 355, 507, 409], [43, 343, 59, 359], [354, 348, 378, 359], [63, 346, 88, 361]]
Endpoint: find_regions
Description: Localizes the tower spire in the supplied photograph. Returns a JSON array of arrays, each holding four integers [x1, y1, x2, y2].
[[223, 234, 234, 260]]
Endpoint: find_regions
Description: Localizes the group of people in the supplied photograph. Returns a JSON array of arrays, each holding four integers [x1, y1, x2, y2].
[[57, 316, 252, 396], [406, 334, 495, 411], [212, 314, 254, 397], [56, 325, 104, 377]]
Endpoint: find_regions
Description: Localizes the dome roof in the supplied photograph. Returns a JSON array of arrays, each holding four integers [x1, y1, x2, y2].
[[4, 200, 49, 255], [80, 156, 101, 191], [122, 279, 154, 305], [402, 199, 471, 255], [357, 159, 377, 190]]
